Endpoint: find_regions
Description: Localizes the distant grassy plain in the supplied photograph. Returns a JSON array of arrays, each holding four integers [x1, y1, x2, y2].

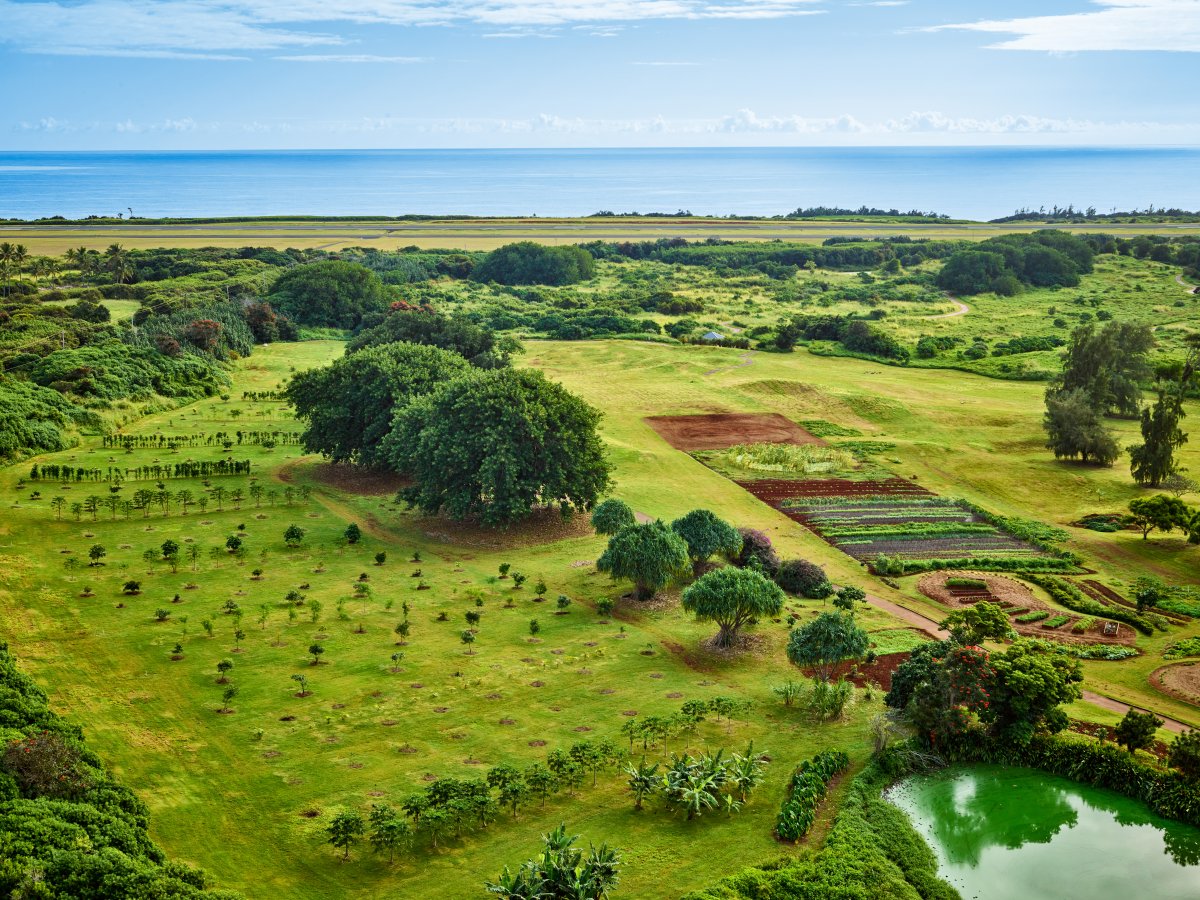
[[7, 214, 1200, 253]]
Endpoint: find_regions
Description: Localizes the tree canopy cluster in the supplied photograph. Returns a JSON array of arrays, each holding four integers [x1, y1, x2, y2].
[[267, 260, 390, 329], [935, 230, 1095, 295], [471, 242, 596, 286]]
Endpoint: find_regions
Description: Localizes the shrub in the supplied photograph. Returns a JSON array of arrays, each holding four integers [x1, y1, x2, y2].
[[775, 558, 833, 598], [734, 528, 780, 576], [591, 498, 636, 536], [267, 260, 387, 328], [775, 749, 850, 841], [1042, 615, 1070, 629]]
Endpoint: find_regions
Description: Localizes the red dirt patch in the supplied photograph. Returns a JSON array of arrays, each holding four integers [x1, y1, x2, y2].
[[738, 477, 932, 505], [646, 413, 823, 452]]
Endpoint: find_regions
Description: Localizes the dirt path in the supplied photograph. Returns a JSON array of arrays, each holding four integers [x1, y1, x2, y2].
[[924, 298, 970, 319], [863, 592, 1193, 733], [1176, 273, 1198, 294], [703, 352, 755, 376]]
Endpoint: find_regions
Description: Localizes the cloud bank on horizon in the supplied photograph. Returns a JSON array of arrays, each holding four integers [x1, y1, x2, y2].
[[1, 0, 1198, 148]]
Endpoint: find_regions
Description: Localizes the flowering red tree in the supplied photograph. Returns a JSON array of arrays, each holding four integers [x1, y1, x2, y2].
[[184, 318, 223, 352], [2, 731, 92, 799]]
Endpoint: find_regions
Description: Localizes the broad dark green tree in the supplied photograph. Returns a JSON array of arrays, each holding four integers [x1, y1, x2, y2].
[[1043, 387, 1120, 465], [268, 260, 387, 328], [285, 342, 469, 467], [590, 498, 636, 536], [385, 369, 611, 526], [785, 612, 869, 682], [1129, 391, 1188, 487]]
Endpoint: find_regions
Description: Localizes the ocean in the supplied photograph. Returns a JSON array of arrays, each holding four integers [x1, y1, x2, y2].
[[1, 147, 1198, 221]]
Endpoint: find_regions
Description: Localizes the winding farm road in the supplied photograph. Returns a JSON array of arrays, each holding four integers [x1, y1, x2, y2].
[[1176, 273, 1198, 294], [864, 593, 1193, 733], [925, 298, 970, 319]]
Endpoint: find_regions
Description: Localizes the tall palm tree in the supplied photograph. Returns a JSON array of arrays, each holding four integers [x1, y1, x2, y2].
[[104, 243, 132, 284]]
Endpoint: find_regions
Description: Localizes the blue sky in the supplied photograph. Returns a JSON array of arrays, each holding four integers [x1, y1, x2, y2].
[[2, 0, 1199, 149]]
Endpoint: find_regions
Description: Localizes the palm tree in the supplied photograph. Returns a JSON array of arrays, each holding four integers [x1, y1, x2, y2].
[[623, 759, 660, 810], [104, 243, 132, 285]]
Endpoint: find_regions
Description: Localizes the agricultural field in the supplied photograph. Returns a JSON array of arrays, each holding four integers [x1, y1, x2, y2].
[[1, 227, 1199, 899]]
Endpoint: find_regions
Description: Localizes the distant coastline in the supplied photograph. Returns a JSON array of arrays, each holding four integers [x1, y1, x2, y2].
[[3, 146, 1200, 221]]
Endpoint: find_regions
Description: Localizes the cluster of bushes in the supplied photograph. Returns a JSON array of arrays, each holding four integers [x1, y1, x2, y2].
[[0, 379, 101, 463], [915, 334, 961, 359], [471, 242, 595, 286], [0, 643, 239, 897], [776, 314, 910, 362], [1015, 610, 1050, 623], [625, 745, 768, 820], [348, 305, 518, 369], [944, 577, 988, 590], [935, 230, 1095, 295], [1164, 637, 1200, 660], [775, 750, 850, 841], [1024, 574, 1156, 635]]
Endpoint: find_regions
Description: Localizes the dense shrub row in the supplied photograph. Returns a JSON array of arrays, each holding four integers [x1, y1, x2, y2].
[[872, 554, 1076, 576], [775, 750, 850, 841]]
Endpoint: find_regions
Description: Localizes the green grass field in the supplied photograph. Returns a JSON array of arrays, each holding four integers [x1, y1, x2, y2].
[[2, 335, 1198, 897]]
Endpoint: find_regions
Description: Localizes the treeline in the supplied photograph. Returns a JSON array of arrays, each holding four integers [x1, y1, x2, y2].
[[773, 314, 910, 362], [994, 205, 1200, 223], [0, 642, 240, 898], [584, 237, 963, 276], [103, 430, 301, 449], [29, 459, 253, 482], [785, 205, 952, 220]]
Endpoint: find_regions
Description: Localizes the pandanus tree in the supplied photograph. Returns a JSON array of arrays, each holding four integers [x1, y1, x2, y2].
[[596, 520, 689, 601], [681, 565, 783, 649]]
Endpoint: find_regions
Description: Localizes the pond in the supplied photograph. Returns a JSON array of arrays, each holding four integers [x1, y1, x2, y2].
[[887, 764, 1200, 900]]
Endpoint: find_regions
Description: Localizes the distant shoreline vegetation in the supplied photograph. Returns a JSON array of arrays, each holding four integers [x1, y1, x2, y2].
[[5, 205, 1200, 226]]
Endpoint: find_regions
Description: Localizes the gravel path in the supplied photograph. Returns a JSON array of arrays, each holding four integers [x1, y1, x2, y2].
[[924, 298, 970, 319]]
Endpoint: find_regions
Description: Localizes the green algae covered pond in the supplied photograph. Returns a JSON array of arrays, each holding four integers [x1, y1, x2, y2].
[[886, 764, 1200, 900]]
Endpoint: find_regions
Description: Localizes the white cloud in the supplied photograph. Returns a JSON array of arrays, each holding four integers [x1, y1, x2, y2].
[[0, 0, 825, 56], [928, 0, 1200, 52]]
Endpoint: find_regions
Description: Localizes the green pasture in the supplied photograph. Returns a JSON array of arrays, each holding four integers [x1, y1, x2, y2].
[[2, 336, 1199, 897]]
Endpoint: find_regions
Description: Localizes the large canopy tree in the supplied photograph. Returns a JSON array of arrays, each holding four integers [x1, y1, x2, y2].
[[285, 342, 469, 467], [596, 520, 690, 601], [268, 260, 388, 328], [384, 368, 611, 526], [347, 307, 519, 369], [1043, 387, 1120, 465], [682, 566, 783, 648]]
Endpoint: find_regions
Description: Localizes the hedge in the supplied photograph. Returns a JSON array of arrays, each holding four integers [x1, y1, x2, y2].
[[945, 577, 988, 590], [776, 750, 850, 841]]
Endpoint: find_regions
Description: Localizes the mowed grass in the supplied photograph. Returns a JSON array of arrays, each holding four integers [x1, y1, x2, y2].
[[2, 337, 1199, 898]]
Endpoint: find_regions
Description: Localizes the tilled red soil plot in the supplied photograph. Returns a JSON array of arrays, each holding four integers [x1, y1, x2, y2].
[[646, 413, 823, 452], [737, 477, 932, 504]]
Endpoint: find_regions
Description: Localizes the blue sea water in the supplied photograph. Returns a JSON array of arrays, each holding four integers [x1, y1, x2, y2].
[[1, 147, 1198, 221]]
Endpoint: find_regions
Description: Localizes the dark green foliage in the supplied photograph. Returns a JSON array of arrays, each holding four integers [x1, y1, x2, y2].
[[597, 520, 690, 601], [1129, 392, 1188, 487], [285, 342, 470, 467], [1043, 387, 1120, 465], [0, 379, 100, 463], [775, 558, 833, 599], [938, 601, 1014, 645], [775, 750, 850, 841], [385, 369, 612, 527], [590, 498, 636, 536], [472, 242, 596, 286], [0, 643, 238, 898], [1127, 494, 1191, 539], [30, 342, 225, 403], [786, 612, 869, 682], [670, 509, 742, 569], [1114, 710, 1163, 753], [347, 307, 518, 369], [1056, 321, 1155, 418], [681, 566, 784, 648], [1169, 731, 1200, 781], [936, 231, 1094, 294], [268, 260, 388, 328]]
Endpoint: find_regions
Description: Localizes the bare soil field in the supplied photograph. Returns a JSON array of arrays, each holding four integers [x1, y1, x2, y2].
[[646, 413, 822, 452], [1152, 663, 1200, 705]]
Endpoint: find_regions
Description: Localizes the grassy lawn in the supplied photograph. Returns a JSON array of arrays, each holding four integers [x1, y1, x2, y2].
[[1, 336, 1198, 897]]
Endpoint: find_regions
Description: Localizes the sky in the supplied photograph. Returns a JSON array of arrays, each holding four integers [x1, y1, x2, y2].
[[2, 0, 1199, 149]]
